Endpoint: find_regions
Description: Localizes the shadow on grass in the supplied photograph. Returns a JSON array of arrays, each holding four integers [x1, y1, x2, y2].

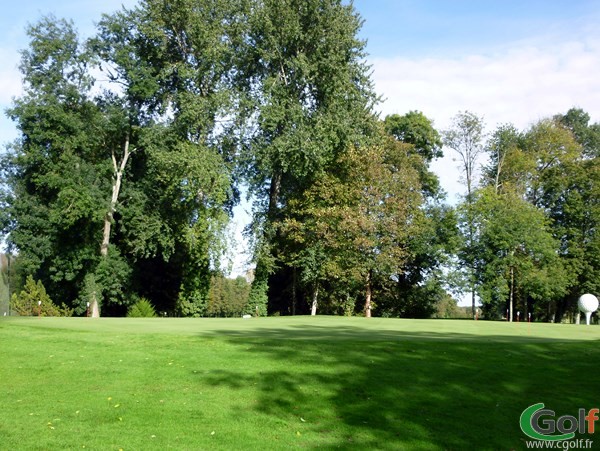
[[197, 321, 600, 343], [195, 325, 600, 450]]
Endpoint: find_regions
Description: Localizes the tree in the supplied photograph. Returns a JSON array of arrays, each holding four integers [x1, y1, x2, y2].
[[375, 203, 459, 318], [444, 111, 485, 200], [207, 274, 251, 317], [384, 111, 443, 163], [92, 0, 240, 315], [382, 112, 457, 317], [483, 124, 525, 195], [0, 254, 9, 315], [10, 275, 73, 317], [472, 188, 567, 320], [238, 0, 379, 312], [556, 108, 600, 158], [522, 119, 581, 208], [444, 111, 485, 319], [279, 137, 424, 317], [478, 114, 598, 322], [1, 4, 239, 316], [534, 112, 600, 321], [127, 297, 157, 317], [1, 17, 120, 313]]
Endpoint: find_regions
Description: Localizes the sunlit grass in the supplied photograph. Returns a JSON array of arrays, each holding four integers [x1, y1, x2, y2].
[[0, 317, 598, 449]]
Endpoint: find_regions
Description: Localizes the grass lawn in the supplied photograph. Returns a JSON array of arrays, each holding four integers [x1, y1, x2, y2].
[[0, 316, 599, 450]]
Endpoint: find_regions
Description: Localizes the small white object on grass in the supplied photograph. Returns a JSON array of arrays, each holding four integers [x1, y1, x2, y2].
[[578, 294, 599, 325], [242, 314, 252, 319]]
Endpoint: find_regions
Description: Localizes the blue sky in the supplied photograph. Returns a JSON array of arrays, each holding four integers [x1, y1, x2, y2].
[[3, 1, 600, 136], [2, 1, 600, 279], [355, 0, 600, 58]]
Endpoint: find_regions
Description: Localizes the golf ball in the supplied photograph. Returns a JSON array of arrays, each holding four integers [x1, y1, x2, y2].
[[578, 294, 599, 313]]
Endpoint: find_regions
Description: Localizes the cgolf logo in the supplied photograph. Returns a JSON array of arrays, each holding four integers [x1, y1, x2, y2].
[[520, 403, 598, 441]]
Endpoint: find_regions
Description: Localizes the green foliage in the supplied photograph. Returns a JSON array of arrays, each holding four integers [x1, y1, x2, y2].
[[95, 247, 133, 309], [535, 112, 600, 319], [0, 254, 9, 315], [451, 110, 600, 322], [433, 295, 470, 319], [483, 123, 526, 194], [207, 274, 251, 317], [176, 292, 207, 318], [127, 297, 157, 318], [10, 275, 73, 316], [5, 8, 600, 324], [241, 0, 378, 195], [555, 107, 600, 158], [277, 136, 425, 315], [247, 268, 269, 317], [472, 187, 568, 319], [77, 273, 101, 316], [377, 278, 448, 319], [240, 0, 379, 314], [384, 111, 443, 162], [3, 8, 236, 316], [444, 111, 486, 318], [1, 17, 107, 306]]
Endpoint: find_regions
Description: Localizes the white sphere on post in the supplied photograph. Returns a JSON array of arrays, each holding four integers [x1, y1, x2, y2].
[[578, 294, 599, 326]]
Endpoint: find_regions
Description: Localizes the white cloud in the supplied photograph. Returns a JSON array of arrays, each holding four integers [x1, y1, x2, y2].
[[0, 48, 22, 105], [371, 33, 600, 202]]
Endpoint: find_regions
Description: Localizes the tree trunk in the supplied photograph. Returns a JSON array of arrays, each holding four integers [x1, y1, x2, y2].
[[6, 253, 11, 317], [365, 270, 372, 318], [101, 133, 131, 257], [292, 267, 297, 316], [310, 286, 318, 316], [91, 290, 100, 318], [471, 287, 476, 320], [95, 133, 131, 317], [268, 169, 282, 219], [553, 297, 569, 324], [509, 266, 514, 322]]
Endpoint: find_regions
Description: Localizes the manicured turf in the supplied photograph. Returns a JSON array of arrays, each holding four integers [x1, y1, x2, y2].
[[0, 316, 599, 450]]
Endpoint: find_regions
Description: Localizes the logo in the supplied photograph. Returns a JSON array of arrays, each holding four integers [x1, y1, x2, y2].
[[520, 403, 599, 441]]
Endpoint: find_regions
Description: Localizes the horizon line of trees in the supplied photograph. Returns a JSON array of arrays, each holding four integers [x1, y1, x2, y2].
[[1, 0, 599, 322]]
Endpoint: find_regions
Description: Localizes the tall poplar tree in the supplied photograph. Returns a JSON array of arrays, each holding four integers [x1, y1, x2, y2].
[[95, 0, 244, 315], [239, 0, 378, 313], [444, 111, 485, 319], [1, 17, 126, 313]]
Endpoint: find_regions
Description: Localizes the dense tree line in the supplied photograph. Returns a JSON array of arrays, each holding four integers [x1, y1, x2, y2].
[[447, 109, 600, 322], [1, 1, 599, 321]]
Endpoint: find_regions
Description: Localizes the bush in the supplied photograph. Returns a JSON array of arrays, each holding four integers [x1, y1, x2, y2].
[[127, 298, 157, 318], [11, 275, 73, 316]]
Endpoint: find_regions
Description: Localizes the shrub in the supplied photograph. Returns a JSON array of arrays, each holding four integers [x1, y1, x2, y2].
[[11, 275, 73, 316], [127, 298, 157, 318]]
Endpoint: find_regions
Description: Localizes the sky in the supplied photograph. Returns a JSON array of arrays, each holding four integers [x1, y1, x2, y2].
[[2, 1, 600, 279]]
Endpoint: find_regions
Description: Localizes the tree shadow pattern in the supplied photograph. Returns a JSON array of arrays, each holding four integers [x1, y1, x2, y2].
[[195, 325, 600, 450]]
